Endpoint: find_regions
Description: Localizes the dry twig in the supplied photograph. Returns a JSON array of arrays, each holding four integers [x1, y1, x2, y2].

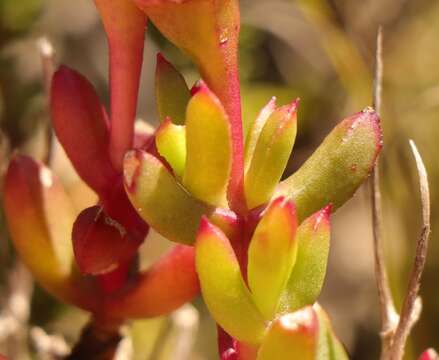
[[389, 140, 431, 359], [370, 27, 432, 360], [369, 27, 399, 358]]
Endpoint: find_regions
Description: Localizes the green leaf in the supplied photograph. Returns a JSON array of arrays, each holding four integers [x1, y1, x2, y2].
[[275, 108, 382, 221], [183, 83, 232, 207], [257, 307, 318, 360], [248, 197, 298, 320], [278, 206, 331, 313], [244, 96, 276, 172], [245, 101, 298, 209], [314, 304, 349, 360], [196, 218, 266, 344], [124, 149, 211, 244], [155, 118, 186, 177], [155, 53, 191, 125]]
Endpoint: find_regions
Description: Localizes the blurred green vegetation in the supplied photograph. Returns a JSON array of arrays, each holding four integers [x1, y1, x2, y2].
[[1, 0, 439, 359]]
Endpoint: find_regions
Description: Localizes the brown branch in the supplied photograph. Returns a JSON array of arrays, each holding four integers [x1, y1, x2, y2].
[[369, 26, 399, 358], [37, 37, 56, 166], [389, 140, 431, 359], [66, 318, 123, 360]]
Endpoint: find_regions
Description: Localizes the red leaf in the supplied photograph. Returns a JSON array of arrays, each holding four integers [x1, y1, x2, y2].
[[105, 245, 199, 318], [51, 66, 118, 195], [72, 206, 142, 276]]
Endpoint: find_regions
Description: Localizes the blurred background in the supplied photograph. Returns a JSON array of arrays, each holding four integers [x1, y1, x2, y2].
[[0, 0, 438, 358]]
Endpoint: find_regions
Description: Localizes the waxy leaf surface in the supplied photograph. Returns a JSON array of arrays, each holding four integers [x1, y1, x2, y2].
[[247, 198, 298, 320], [155, 118, 187, 177], [124, 149, 210, 244], [245, 101, 298, 209], [94, 0, 147, 170], [184, 85, 232, 207], [51, 66, 117, 194], [276, 108, 382, 221], [278, 206, 331, 313], [257, 307, 318, 360], [196, 218, 265, 344], [155, 53, 191, 125]]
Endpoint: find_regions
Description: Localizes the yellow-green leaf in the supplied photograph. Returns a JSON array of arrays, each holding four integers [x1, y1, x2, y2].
[[245, 101, 298, 209], [257, 307, 318, 360], [155, 118, 186, 177], [196, 218, 265, 344], [124, 149, 211, 244], [183, 83, 232, 207], [248, 197, 298, 320], [275, 108, 382, 221], [278, 206, 331, 313], [244, 96, 276, 172], [155, 53, 191, 125]]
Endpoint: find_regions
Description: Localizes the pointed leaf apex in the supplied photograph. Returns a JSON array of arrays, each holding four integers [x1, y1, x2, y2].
[[309, 204, 332, 232]]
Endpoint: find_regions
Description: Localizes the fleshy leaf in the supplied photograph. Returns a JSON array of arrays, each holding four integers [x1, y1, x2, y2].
[[51, 66, 118, 194], [244, 97, 276, 172], [257, 307, 318, 360], [278, 205, 331, 313], [275, 108, 382, 221], [245, 100, 298, 209], [3, 156, 98, 311], [72, 206, 142, 275], [135, 0, 245, 213], [124, 149, 211, 244], [247, 197, 298, 320], [155, 118, 186, 177], [105, 245, 199, 318], [155, 53, 191, 125], [183, 83, 232, 206], [196, 218, 265, 344], [94, 0, 147, 170], [314, 304, 349, 360]]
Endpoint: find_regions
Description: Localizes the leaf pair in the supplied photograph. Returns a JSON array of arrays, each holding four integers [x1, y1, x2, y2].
[[195, 198, 330, 345]]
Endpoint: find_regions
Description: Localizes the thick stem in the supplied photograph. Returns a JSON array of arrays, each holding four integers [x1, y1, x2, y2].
[[67, 318, 123, 360]]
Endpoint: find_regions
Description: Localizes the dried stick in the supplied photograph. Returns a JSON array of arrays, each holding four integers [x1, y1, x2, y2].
[[37, 37, 56, 166], [389, 140, 431, 359], [369, 27, 399, 358]]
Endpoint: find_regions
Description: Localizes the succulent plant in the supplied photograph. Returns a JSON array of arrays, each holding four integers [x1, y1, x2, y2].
[[2, 0, 386, 358]]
